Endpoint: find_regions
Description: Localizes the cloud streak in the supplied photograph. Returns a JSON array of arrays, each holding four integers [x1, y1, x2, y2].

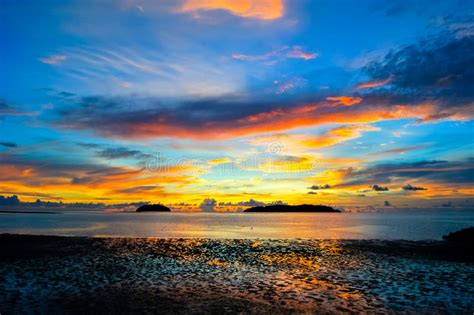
[[39, 55, 66, 65], [95, 147, 150, 160], [372, 184, 389, 191], [326, 96, 363, 106], [356, 76, 392, 89], [0, 142, 17, 148], [232, 46, 319, 64], [179, 0, 284, 20], [308, 184, 331, 190], [370, 145, 426, 155], [362, 34, 474, 110], [52, 91, 472, 140], [402, 184, 427, 191], [335, 159, 474, 189], [250, 125, 379, 151]]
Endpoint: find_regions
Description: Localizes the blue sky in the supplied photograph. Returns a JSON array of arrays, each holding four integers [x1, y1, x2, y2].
[[1, 0, 473, 210]]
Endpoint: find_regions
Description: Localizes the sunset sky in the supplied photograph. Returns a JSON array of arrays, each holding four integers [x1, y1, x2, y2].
[[1, 0, 473, 210]]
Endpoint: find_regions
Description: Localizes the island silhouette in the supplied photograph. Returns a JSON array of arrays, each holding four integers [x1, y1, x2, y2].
[[244, 204, 340, 213], [443, 227, 474, 243], [136, 204, 171, 212]]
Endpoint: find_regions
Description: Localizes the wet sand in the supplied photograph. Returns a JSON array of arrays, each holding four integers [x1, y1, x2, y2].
[[0, 234, 473, 314]]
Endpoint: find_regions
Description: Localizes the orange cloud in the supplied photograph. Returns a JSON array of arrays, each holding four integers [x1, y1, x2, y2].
[[326, 96, 363, 106], [125, 102, 415, 140], [355, 76, 392, 89], [286, 46, 319, 60], [307, 168, 354, 186], [208, 157, 232, 165], [250, 125, 379, 151], [249, 156, 316, 173], [0, 154, 204, 203], [318, 157, 367, 166], [179, 0, 284, 20], [60, 91, 473, 141]]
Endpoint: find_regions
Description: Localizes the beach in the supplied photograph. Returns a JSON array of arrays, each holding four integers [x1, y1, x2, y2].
[[1, 234, 473, 314]]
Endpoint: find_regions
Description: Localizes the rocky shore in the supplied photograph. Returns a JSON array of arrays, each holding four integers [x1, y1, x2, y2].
[[0, 234, 473, 314]]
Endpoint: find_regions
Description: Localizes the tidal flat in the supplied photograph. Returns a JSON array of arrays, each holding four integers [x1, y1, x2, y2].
[[0, 234, 473, 314]]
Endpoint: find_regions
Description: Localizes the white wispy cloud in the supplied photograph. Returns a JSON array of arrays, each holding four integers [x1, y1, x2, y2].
[[39, 55, 66, 65], [54, 46, 245, 97]]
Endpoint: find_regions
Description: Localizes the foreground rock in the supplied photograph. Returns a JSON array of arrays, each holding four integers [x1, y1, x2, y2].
[[136, 204, 171, 212], [244, 204, 340, 213], [443, 226, 474, 243]]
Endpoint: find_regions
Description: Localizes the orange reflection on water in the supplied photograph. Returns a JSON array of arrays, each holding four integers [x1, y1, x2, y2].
[[207, 259, 231, 268], [338, 292, 363, 300], [259, 252, 319, 270], [317, 240, 343, 255]]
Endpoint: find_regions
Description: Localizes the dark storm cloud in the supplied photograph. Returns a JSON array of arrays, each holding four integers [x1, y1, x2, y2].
[[402, 184, 428, 191], [362, 33, 474, 108], [76, 143, 151, 161], [57, 91, 76, 98], [114, 186, 162, 194], [56, 94, 280, 127], [52, 93, 321, 139], [0, 152, 103, 178], [365, 160, 474, 184], [371, 185, 389, 191], [61, 94, 275, 122], [339, 159, 474, 187], [437, 15, 474, 39], [0, 99, 38, 118], [76, 142, 101, 149], [0, 152, 143, 186], [71, 167, 144, 186], [0, 142, 17, 148], [0, 99, 17, 115], [308, 184, 331, 190], [0, 191, 62, 199], [95, 147, 150, 160]]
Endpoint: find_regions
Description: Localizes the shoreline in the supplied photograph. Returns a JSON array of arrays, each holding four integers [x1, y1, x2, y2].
[[1, 234, 473, 313], [0, 210, 61, 214]]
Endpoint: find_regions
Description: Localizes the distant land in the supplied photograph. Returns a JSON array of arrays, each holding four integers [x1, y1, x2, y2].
[[244, 204, 340, 213], [136, 204, 171, 212], [443, 227, 474, 243], [0, 210, 60, 214]]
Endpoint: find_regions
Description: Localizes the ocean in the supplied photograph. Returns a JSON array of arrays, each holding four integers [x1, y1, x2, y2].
[[1, 209, 473, 239]]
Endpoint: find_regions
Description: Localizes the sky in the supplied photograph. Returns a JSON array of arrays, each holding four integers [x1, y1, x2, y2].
[[0, 0, 473, 211]]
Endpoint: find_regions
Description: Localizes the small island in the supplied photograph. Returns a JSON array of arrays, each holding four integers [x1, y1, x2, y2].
[[244, 204, 340, 213], [443, 227, 474, 243], [136, 204, 171, 212]]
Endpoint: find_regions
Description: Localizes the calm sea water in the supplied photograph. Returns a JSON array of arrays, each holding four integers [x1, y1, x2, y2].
[[0, 210, 473, 239]]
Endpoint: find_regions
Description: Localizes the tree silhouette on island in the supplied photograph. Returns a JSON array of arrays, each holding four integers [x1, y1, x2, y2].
[[136, 204, 171, 212], [244, 204, 340, 213], [135, 200, 340, 213]]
